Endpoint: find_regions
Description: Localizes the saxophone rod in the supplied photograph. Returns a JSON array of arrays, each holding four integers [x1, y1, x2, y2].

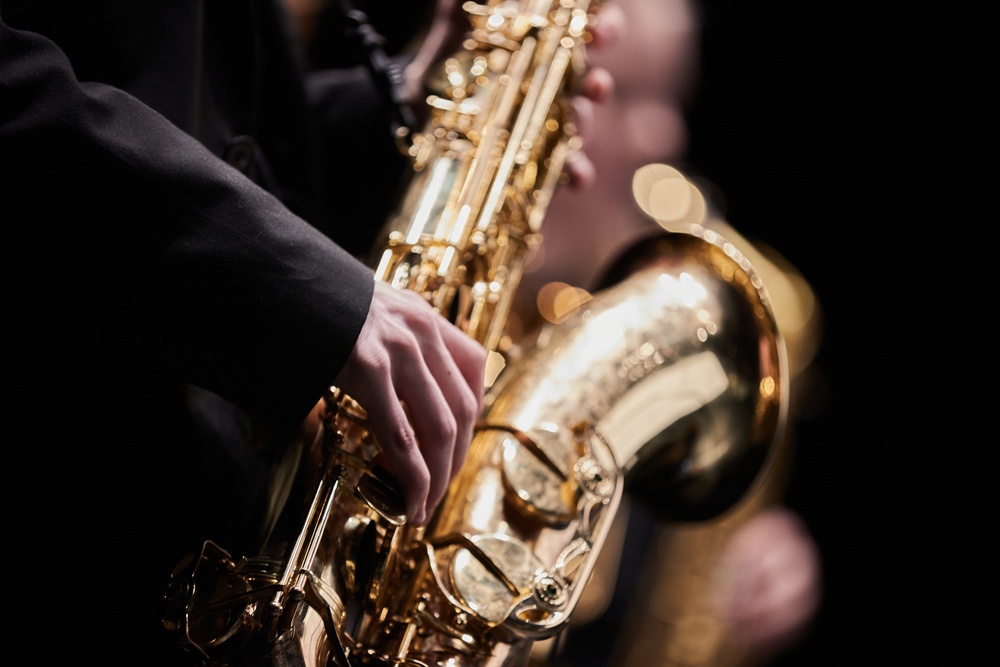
[[275, 463, 348, 608]]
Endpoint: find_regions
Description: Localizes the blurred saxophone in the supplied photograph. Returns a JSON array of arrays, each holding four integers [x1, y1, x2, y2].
[[162, 3, 788, 666], [542, 167, 821, 667]]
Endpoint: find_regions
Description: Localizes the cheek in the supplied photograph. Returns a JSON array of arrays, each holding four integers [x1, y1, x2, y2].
[[582, 100, 688, 173], [621, 101, 688, 164]]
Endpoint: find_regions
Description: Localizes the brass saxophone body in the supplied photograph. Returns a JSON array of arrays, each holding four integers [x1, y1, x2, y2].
[[162, 2, 787, 666]]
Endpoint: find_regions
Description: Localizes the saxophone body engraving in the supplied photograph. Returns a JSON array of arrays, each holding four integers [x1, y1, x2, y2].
[[162, 3, 788, 666]]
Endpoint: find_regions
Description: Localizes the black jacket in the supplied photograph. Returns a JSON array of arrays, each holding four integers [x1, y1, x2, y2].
[[0, 2, 399, 662]]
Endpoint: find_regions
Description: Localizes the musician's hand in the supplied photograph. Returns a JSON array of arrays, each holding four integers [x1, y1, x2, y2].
[[713, 507, 823, 663], [334, 282, 486, 526], [401, 0, 625, 189]]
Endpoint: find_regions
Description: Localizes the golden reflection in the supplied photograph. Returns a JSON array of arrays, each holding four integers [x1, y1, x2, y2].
[[536, 281, 594, 323], [466, 466, 505, 532], [485, 349, 507, 388], [632, 163, 708, 231], [632, 164, 823, 381], [410, 159, 451, 244], [659, 271, 709, 308], [601, 351, 728, 467]]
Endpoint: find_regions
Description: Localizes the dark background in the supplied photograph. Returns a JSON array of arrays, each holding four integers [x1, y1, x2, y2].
[[684, 3, 955, 665]]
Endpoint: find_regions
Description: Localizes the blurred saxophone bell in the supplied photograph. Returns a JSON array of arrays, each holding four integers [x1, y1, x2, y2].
[[628, 163, 823, 389], [632, 163, 710, 234]]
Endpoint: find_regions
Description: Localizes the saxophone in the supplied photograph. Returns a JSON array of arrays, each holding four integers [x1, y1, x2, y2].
[[162, 3, 787, 666]]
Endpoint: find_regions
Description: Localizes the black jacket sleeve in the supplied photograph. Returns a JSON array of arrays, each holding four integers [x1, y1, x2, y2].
[[0, 17, 374, 429]]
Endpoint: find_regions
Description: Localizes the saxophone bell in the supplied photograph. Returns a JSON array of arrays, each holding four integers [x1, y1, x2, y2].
[[588, 229, 786, 523]]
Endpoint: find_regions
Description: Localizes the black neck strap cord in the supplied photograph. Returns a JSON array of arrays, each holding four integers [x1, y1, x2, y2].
[[336, 1, 418, 145]]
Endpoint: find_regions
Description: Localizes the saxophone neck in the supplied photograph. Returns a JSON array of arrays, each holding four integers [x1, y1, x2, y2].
[[369, 0, 597, 352]]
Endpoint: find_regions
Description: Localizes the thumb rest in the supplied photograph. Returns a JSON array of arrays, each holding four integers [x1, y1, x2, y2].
[[162, 2, 788, 666]]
